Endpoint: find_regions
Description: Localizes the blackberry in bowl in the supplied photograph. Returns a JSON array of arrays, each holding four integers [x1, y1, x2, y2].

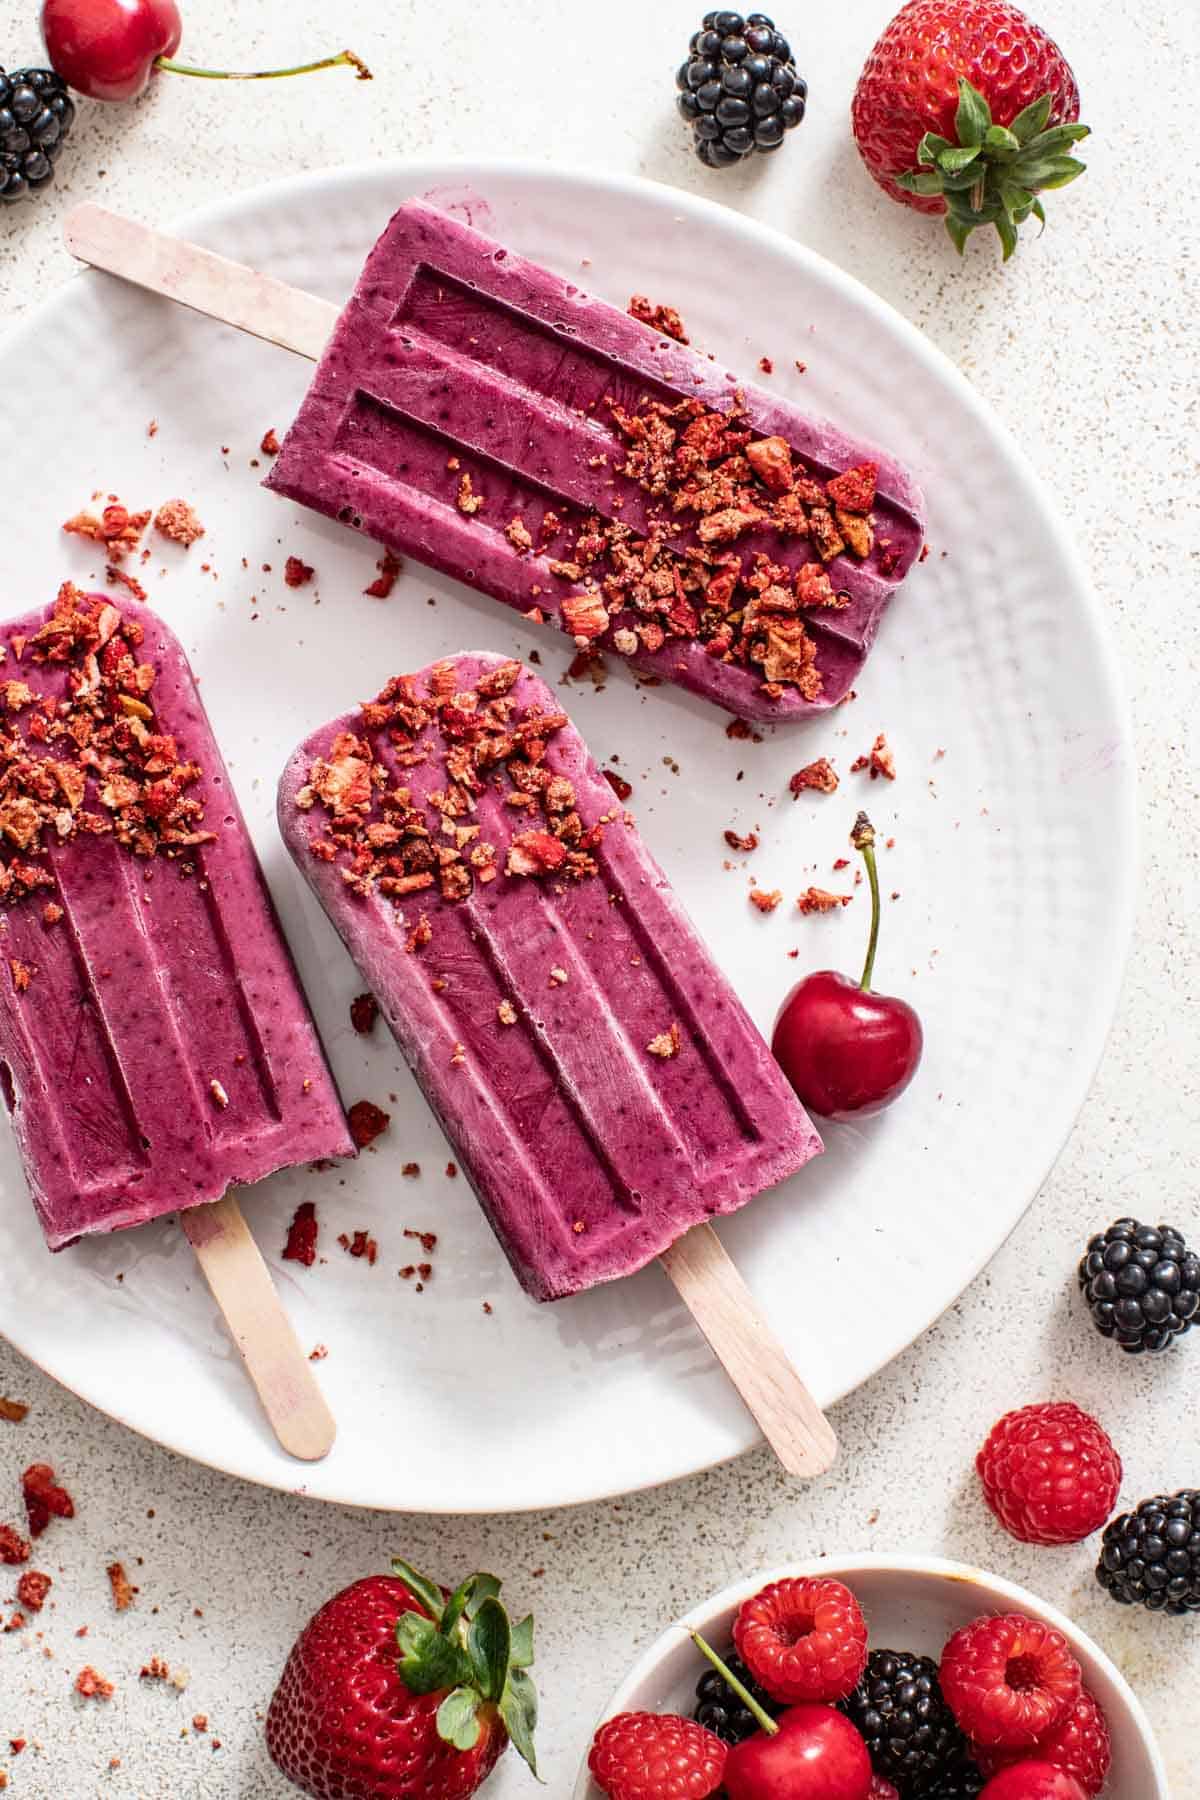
[[676, 12, 806, 168]]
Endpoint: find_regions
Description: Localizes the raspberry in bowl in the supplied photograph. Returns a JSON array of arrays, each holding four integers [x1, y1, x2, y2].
[[573, 1555, 1167, 1800]]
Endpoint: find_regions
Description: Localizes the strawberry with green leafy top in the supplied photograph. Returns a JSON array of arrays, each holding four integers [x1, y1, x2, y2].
[[265, 1560, 537, 1799], [851, 0, 1089, 258]]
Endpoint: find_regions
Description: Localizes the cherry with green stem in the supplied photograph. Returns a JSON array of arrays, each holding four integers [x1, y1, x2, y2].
[[771, 811, 923, 1120], [692, 1632, 873, 1800], [41, 0, 373, 104]]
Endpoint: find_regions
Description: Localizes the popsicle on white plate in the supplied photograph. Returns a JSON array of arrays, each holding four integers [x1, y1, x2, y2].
[[278, 650, 822, 1303], [264, 200, 926, 722], [0, 584, 354, 1251]]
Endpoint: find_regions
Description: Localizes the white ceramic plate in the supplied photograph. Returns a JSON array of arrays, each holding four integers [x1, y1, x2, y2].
[[0, 161, 1134, 1512], [571, 1555, 1170, 1799]]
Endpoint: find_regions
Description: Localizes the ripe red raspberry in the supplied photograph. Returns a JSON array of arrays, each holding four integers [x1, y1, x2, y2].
[[975, 1689, 1112, 1796], [588, 1711, 727, 1800], [977, 1763, 1089, 1799], [733, 1577, 868, 1704], [976, 1404, 1122, 1545], [940, 1614, 1082, 1748]]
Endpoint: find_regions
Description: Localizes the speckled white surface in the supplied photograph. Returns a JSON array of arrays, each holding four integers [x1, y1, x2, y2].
[[0, 0, 1196, 1794]]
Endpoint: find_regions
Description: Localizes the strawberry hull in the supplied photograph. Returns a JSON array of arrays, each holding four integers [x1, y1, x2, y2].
[[265, 200, 925, 721]]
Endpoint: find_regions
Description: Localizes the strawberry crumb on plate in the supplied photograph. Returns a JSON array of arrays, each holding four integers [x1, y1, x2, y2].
[[790, 757, 839, 796], [347, 1100, 390, 1149], [107, 1561, 136, 1610], [364, 550, 402, 598], [797, 887, 852, 913], [282, 1201, 319, 1267], [750, 888, 783, 914], [284, 555, 314, 588], [153, 499, 205, 548]]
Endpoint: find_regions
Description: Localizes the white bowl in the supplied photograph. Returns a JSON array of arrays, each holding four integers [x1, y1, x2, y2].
[[572, 1554, 1168, 1799]]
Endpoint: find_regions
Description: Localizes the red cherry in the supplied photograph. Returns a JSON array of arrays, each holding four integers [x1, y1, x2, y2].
[[724, 1704, 872, 1800], [772, 811, 922, 1118], [41, 0, 370, 104], [980, 1763, 1089, 1800], [42, 0, 181, 101]]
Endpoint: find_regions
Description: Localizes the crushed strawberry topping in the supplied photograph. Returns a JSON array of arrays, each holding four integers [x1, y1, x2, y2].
[[797, 887, 852, 914], [22, 1463, 74, 1538], [0, 585, 217, 908], [282, 1201, 319, 1267], [62, 502, 150, 562], [347, 1100, 390, 1149], [487, 393, 884, 700], [75, 1666, 114, 1699], [15, 1570, 50, 1612], [153, 500, 205, 548], [0, 1525, 30, 1565], [627, 295, 689, 342], [295, 659, 604, 908], [789, 757, 839, 797]]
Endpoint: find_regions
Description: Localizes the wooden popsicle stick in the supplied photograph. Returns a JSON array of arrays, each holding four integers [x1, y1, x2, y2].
[[63, 203, 336, 362], [181, 1196, 335, 1463], [64, 202, 833, 1478], [660, 1223, 837, 1478]]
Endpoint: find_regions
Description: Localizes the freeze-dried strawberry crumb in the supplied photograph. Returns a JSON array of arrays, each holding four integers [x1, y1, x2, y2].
[[749, 888, 782, 914], [724, 829, 758, 852], [445, 1162, 457, 1178], [62, 502, 151, 561], [260, 428, 281, 456], [339, 1230, 378, 1266], [16, 1570, 50, 1612], [106, 563, 149, 601], [401, 1162, 420, 1178], [647, 1022, 682, 1059], [75, 1666, 114, 1700], [627, 294, 689, 342], [758, 355, 774, 374], [107, 1561, 136, 1610], [347, 1101, 389, 1149], [602, 768, 633, 801], [309, 1344, 328, 1361], [350, 993, 379, 1034], [404, 1228, 437, 1254], [363, 550, 402, 598], [0, 1399, 29, 1423], [797, 887, 851, 913], [283, 556, 314, 588], [153, 499, 205, 547], [0, 1526, 29, 1565], [852, 734, 896, 780], [826, 462, 878, 512], [22, 1463, 74, 1538], [789, 758, 839, 797], [139, 1656, 171, 1681], [280, 1202, 319, 1271]]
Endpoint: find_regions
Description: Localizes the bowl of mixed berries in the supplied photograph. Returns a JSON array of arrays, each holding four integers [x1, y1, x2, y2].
[[574, 1554, 1168, 1800]]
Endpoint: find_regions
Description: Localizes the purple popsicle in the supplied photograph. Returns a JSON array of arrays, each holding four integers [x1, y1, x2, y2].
[[0, 585, 353, 1250], [265, 200, 925, 722], [278, 650, 821, 1303]]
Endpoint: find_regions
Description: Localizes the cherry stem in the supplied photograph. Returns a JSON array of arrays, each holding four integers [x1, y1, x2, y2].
[[690, 1632, 779, 1737], [852, 810, 880, 992], [153, 49, 372, 83]]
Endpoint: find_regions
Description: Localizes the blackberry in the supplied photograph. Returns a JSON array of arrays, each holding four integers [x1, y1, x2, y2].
[[675, 12, 806, 167], [1078, 1217, 1200, 1353], [925, 1758, 986, 1798], [0, 66, 75, 203], [1097, 1489, 1200, 1614], [691, 1649, 782, 1744], [839, 1648, 968, 1795]]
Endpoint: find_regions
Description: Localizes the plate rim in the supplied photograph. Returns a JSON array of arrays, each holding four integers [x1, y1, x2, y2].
[[0, 155, 1137, 1511]]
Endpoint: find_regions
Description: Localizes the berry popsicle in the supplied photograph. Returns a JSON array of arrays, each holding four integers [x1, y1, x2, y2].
[[0, 586, 352, 1459], [263, 200, 925, 721], [0, 585, 353, 1249], [279, 650, 822, 1304], [61, 203, 925, 724]]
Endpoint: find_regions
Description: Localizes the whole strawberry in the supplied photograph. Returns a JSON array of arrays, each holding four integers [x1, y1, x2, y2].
[[851, 0, 1089, 257], [266, 1560, 537, 1799]]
